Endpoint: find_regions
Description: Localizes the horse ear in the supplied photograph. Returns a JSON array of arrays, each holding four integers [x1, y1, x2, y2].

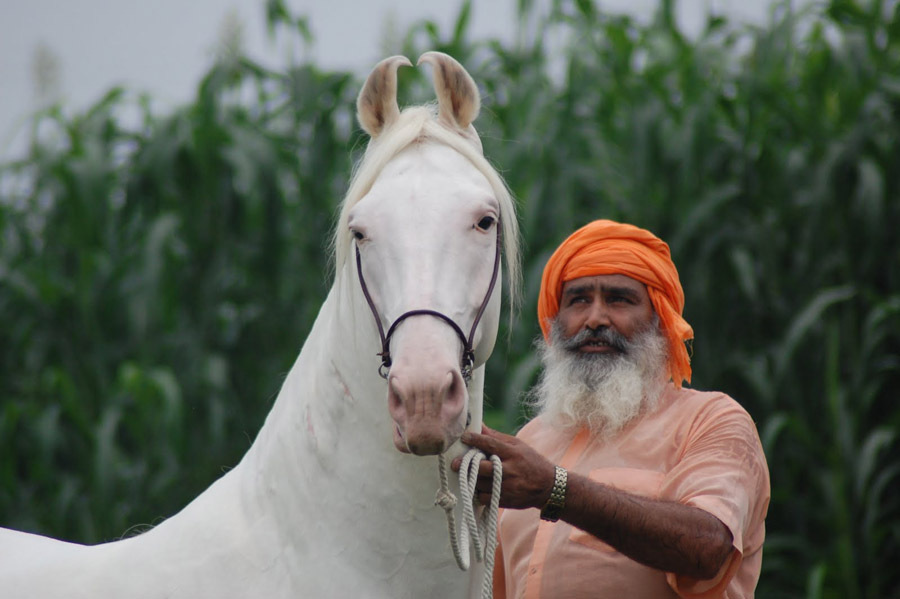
[[357, 55, 413, 137], [417, 51, 481, 130]]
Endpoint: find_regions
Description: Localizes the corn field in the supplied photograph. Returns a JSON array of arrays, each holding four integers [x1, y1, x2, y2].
[[1, 0, 898, 596]]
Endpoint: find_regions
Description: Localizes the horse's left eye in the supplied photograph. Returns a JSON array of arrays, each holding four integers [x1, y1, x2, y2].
[[476, 216, 495, 231]]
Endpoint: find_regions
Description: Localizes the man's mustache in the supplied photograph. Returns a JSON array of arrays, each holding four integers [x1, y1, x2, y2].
[[562, 326, 628, 353]]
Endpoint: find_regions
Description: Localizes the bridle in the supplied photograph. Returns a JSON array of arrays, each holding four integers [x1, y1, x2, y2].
[[355, 221, 502, 385]]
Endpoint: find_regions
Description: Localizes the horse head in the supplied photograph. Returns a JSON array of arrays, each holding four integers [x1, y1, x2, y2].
[[338, 52, 518, 456]]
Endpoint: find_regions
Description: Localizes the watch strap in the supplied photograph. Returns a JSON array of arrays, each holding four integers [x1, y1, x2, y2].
[[539, 465, 568, 522]]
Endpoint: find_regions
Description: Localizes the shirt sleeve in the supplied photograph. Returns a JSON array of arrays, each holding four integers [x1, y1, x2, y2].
[[659, 394, 770, 598]]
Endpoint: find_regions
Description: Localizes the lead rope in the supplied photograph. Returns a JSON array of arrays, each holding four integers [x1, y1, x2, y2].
[[436, 449, 502, 599]]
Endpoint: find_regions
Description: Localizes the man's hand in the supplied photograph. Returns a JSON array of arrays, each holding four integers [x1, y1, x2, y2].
[[451, 425, 557, 510]]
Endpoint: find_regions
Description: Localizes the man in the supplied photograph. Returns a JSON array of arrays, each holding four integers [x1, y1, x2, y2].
[[455, 220, 770, 598]]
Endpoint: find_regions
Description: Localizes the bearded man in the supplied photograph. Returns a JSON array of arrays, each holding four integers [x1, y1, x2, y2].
[[455, 220, 770, 598]]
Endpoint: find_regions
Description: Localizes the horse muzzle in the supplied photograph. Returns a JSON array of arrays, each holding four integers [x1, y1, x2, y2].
[[387, 366, 468, 455]]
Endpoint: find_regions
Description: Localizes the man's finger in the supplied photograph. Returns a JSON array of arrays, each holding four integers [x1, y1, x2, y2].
[[475, 468, 499, 490], [459, 456, 494, 472], [481, 424, 519, 445], [461, 431, 502, 455]]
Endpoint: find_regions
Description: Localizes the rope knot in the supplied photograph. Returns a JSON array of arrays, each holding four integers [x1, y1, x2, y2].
[[434, 489, 458, 511]]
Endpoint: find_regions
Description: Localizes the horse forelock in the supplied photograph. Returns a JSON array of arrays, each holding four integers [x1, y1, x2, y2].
[[331, 104, 521, 317]]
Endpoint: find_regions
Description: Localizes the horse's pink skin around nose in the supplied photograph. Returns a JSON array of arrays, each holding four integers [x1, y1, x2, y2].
[[388, 366, 467, 455]]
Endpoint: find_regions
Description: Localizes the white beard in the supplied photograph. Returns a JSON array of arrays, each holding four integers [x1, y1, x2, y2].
[[527, 320, 669, 439]]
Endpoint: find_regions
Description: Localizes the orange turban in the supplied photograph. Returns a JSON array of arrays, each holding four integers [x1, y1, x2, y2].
[[537, 220, 693, 387]]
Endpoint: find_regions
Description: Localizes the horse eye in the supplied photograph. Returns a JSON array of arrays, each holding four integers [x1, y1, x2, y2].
[[352, 230, 365, 241], [476, 216, 495, 231]]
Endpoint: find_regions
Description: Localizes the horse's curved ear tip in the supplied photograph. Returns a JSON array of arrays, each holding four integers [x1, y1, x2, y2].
[[381, 55, 413, 68], [417, 51, 452, 67]]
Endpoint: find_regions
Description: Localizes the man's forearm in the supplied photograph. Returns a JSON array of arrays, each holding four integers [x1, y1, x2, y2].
[[561, 472, 734, 580]]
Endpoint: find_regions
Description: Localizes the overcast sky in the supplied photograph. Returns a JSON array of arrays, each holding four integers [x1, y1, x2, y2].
[[0, 0, 781, 161]]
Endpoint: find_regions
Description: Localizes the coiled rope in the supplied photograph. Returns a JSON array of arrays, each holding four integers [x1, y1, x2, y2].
[[436, 449, 502, 599]]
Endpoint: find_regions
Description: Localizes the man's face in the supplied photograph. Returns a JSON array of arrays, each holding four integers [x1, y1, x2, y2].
[[530, 276, 667, 436], [556, 274, 655, 348]]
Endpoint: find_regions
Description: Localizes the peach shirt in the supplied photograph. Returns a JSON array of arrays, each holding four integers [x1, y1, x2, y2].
[[494, 385, 770, 599]]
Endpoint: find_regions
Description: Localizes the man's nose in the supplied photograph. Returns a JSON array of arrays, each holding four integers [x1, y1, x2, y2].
[[583, 301, 610, 330]]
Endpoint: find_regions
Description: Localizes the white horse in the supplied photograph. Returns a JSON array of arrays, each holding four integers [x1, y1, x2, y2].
[[0, 52, 520, 598]]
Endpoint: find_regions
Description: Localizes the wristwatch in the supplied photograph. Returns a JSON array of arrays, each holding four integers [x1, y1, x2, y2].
[[539, 465, 568, 522]]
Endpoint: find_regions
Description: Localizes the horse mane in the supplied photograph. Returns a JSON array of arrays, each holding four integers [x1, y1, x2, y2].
[[331, 104, 521, 318]]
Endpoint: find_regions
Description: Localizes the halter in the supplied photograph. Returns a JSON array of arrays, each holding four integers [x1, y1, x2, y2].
[[355, 221, 502, 385]]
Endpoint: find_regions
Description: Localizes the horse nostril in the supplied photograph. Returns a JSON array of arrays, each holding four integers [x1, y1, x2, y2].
[[440, 370, 466, 423]]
